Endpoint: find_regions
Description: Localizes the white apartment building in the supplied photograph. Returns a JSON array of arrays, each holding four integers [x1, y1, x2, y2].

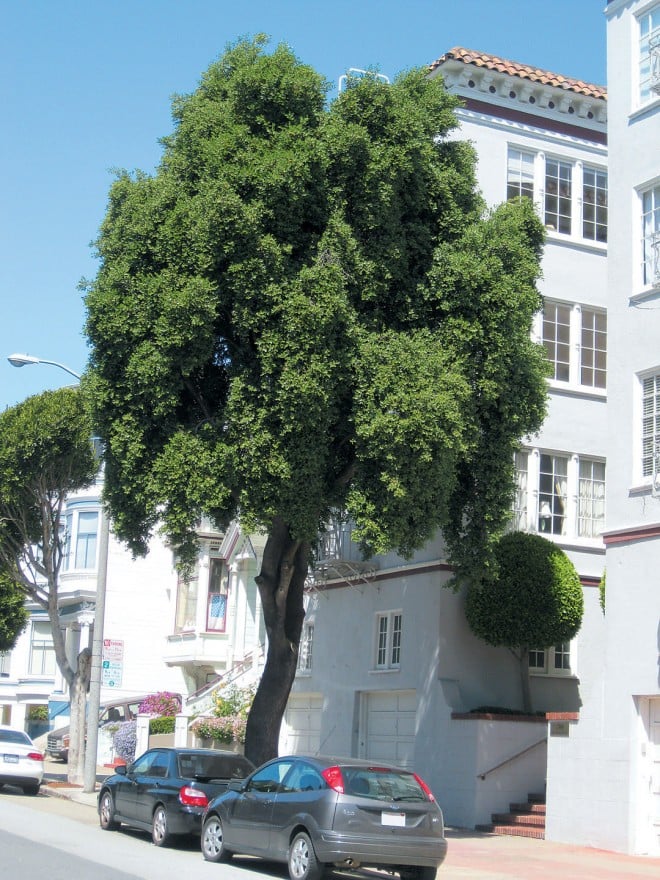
[[543, 0, 660, 856], [283, 48, 610, 836]]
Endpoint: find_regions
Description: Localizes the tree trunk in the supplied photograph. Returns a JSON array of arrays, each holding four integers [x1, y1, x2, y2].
[[67, 649, 92, 785], [244, 517, 309, 768], [518, 647, 533, 714]]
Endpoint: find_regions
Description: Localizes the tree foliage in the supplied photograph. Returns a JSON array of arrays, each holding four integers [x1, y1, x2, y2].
[[0, 387, 98, 780], [0, 568, 28, 652], [84, 37, 548, 764], [465, 531, 584, 711]]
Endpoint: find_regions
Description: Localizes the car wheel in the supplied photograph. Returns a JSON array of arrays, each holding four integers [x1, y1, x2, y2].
[[399, 868, 437, 880], [152, 804, 170, 847], [23, 783, 40, 796], [288, 831, 324, 880], [99, 791, 119, 830], [201, 814, 232, 863]]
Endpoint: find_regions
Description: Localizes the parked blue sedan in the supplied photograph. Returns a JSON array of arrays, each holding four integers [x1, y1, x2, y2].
[[98, 747, 254, 846]]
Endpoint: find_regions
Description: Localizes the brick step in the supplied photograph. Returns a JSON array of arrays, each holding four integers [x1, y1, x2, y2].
[[476, 823, 545, 840], [491, 811, 545, 826], [510, 801, 546, 814]]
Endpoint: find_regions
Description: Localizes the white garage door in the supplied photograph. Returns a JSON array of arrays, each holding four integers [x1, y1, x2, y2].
[[281, 693, 323, 755], [651, 698, 660, 856], [362, 690, 416, 768]]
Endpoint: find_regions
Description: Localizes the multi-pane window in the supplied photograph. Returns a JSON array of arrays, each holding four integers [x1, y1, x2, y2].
[[578, 459, 606, 538], [375, 611, 402, 670], [642, 185, 660, 288], [642, 374, 660, 480], [507, 148, 534, 200], [580, 308, 607, 389], [540, 300, 607, 390], [513, 451, 528, 531], [29, 621, 56, 676], [297, 621, 314, 673], [529, 642, 572, 676], [207, 558, 229, 632], [545, 159, 572, 235], [538, 454, 568, 536], [582, 167, 608, 243], [0, 651, 10, 677], [542, 302, 571, 381], [513, 449, 605, 541], [63, 508, 99, 571], [174, 574, 198, 633], [639, 6, 660, 103], [506, 147, 607, 244]]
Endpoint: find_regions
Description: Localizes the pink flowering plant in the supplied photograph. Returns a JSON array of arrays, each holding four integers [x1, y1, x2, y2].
[[138, 691, 182, 717], [191, 684, 255, 745]]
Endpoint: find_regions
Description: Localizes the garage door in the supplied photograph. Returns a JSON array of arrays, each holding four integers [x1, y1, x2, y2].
[[281, 693, 323, 755], [362, 690, 416, 768], [651, 699, 660, 856]]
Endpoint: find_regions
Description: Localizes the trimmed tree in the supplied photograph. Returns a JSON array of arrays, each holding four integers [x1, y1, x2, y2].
[[0, 388, 98, 782], [0, 568, 29, 652], [84, 36, 548, 766], [465, 531, 584, 713]]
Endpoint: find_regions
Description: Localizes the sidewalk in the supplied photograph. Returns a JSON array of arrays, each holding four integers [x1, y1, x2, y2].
[[40, 764, 660, 880]]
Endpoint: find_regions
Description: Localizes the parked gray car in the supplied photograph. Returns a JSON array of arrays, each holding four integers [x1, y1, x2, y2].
[[201, 755, 447, 880]]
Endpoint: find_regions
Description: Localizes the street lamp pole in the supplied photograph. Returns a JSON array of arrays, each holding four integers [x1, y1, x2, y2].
[[7, 352, 108, 792], [7, 352, 82, 380]]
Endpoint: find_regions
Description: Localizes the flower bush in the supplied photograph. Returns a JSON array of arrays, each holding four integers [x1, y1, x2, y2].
[[138, 691, 182, 717], [191, 714, 247, 744], [113, 720, 137, 763], [191, 684, 255, 744]]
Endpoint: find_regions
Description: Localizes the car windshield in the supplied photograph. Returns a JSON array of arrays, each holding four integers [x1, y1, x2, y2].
[[0, 729, 31, 746], [342, 766, 427, 801], [177, 753, 253, 780]]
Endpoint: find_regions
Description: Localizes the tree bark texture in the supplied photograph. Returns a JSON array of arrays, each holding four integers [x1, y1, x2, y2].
[[245, 517, 309, 768]]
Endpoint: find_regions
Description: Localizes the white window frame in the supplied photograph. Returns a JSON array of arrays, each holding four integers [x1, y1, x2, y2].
[[28, 620, 56, 677], [529, 641, 575, 678], [641, 183, 660, 289], [0, 651, 10, 677], [297, 620, 314, 674], [638, 5, 660, 105], [374, 611, 402, 671], [507, 146, 607, 246], [62, 505, 100, 572], [640, 371, 660, 486], [514, 448, 606, 543], [206, 557, 229, 632], [536, 300, 607, 392], [174, 573, 198, 633]]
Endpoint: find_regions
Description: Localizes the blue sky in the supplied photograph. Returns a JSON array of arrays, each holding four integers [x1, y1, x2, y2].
[[0, 0, 607, 410]]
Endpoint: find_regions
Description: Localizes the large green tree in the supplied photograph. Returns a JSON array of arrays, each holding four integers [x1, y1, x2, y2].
[[465, 531, 584, 712], [0, 388, 98, 782], [0, 568, 29, 652], [85, 36, 548, 766]]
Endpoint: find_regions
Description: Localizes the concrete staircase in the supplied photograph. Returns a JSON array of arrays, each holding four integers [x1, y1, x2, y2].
[[476, 792, 546, 839]]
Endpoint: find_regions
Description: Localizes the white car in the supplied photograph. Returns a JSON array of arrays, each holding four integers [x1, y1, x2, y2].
[[0, 725, 44, 795]]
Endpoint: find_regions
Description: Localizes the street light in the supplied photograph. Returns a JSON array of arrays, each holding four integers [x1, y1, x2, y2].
[[7, 352, 107, 793], [7, 352, 82, 380]]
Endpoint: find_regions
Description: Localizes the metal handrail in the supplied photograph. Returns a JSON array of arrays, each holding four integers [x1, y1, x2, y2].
[[477, 736, 547, 780]]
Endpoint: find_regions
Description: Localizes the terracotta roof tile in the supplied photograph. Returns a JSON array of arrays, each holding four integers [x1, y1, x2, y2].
[[429, 47, 606, 101]]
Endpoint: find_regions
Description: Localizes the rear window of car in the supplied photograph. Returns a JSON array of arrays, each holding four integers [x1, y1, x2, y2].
[[0, 729, 31, 746], [341, 766, 427, 802], [178, 753, 254, 780]]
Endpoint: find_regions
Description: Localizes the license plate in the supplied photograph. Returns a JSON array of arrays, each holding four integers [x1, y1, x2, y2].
[[381, 811, 405, 827], [3, 754, 19, 764]]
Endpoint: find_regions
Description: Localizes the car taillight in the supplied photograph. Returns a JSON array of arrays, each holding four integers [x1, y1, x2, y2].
[[27, 752, 43, 762], [179, 786, 209, 808], [321, 766, 345, 793], [413, 773, 435, 802]]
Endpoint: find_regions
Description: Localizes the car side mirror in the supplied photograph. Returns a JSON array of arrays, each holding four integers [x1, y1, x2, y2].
[[228, 778, 246, 792], [114, 764, 128, 776]]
